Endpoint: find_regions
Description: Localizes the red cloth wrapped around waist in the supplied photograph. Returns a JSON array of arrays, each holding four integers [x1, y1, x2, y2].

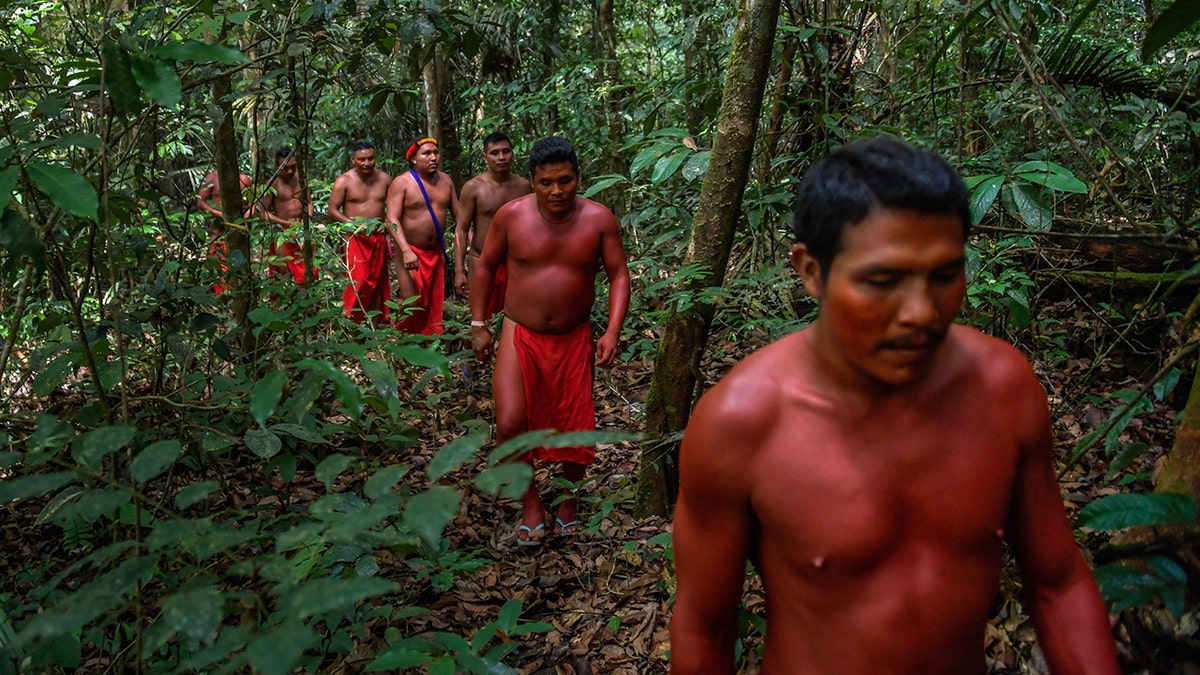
[[514, 321, 596, 464], [395, 244, 445, 335]]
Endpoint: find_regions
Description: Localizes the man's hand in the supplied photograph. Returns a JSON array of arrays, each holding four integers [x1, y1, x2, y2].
[[596, 331, 620, 367], [401, 247, 419, 271], [471, 325, 494, 363], [455, 271, 469, 298]]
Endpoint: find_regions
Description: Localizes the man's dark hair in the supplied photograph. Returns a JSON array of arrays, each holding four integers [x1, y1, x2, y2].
[[483, 132, 511, 150], [276, 146, 294, 163], [351, 139, 374, 154], [529, 136, 579, 176], [792, 136, 970, 279]]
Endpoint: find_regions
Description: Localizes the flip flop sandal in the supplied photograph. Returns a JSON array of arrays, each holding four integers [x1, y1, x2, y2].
[[517, 522, 545, 547], [554, 518, 581, 536]]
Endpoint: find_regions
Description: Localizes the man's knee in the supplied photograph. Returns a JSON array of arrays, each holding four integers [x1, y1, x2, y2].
[[494, 409, 527, 442]]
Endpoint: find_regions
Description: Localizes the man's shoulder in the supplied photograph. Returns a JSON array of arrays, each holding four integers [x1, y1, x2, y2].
[[691, 333, 807, 438], [946, 325, 1041, 395]]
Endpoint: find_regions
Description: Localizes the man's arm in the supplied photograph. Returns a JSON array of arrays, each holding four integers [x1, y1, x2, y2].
[[595, 207, 630, 367], [1006, 354, 1120, 675], [326, 176, 351, 224], [385, 176, 419, 272], [671, 382, 757, 675], [469, 203, 509, 362], [197, 172, 221, 217], [455, 181, 478, 297], [260, 183, 287, 227]]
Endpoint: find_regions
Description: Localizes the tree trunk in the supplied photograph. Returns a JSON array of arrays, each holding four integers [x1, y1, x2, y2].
[[213, 70, 254, 355], [1157, 294, 1200, 501], [634, 0, 782, 518], [594, 0, 625, 214]]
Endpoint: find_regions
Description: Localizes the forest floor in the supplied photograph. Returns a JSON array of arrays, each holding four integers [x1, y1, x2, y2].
[[4, 292, 1195, 673]]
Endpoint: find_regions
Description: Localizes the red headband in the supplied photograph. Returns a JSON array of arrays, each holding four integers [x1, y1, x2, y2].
[[407, 137, 438, 162]]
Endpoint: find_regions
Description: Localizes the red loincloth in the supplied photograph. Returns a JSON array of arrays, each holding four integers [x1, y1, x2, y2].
[[395, 245, 444, 335], [269, 240, 316, 286], [514, 322, 596, 465], [207, 236, 228, 295], [486, 262, 507, 319], [342, 231, 390, 323]]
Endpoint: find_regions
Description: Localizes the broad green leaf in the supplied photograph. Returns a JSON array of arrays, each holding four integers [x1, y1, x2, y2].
[[365, 464, 411, 500], [245, 428, 282, 459], [1014, 160, 1087, 194], [429, 656, 456, 675], [650, 150, 690, 185], [130, 55, 181, 108], [1008, 183, 1052, 232], [176, 480, 219, 509], [296, 359, 362, 418], [365, 646, 431, 670], [0, 210, 45, 269], [496, 598, 522, 634], [361, 358, 398, 400], [391, 345, 448, 369], [0, 165, 18, 211], [428, 432, 486, 482], [102, 39, 144, 117], [26, 162, 98, 219], [250, 370, 288, 427], [315, 453, 355, 490], [1077, 492, 1198, 531], [245, 620, 317, 675], [474, 463, 532, 501], [1143, 0, 1200, 61], [0, 471, 77, 503], [277, 576, 398, 619], [402, 486, 459, 549], [72, 424, 135, 470], [32, 352, 75, 398], [681, 150, 710, 182], [54, 489, 130, 523], [967, 175, 1004, 225], [131, 440, 181, 483], [153, 39, 250, 64], [487, 429, 555, 465], [162, 587, 222, 644], [582, 174, 627, 198]]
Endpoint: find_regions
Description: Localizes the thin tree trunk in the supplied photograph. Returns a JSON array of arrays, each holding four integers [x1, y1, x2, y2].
[[213, 69, 253, 354], [634, 0, 782, 518]]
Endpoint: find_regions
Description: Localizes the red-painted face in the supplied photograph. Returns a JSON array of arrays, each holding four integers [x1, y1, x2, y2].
[[532, 162, 578, 219], [796, 207, 967, 389]]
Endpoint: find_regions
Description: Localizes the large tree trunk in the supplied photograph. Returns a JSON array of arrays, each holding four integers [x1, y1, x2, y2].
[[213, 70, 254, 355], [593, 0, 625, 214], [634, 0, 781, 518]]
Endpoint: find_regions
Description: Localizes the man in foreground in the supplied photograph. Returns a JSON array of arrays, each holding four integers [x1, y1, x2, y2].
[[261, 146, 316, 286], [454, 132, 532, 315], [328, 139, 391, 324], [670, 137, 1120, 674], [470, 136, 630, 546], [196, 167, 252, 294], [386, 137, 458, 335]]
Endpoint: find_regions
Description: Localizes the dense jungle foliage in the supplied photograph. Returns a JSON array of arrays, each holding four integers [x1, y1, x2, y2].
[[1, 0, 1200, 672]]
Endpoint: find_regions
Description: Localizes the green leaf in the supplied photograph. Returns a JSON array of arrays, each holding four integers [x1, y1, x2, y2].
[[1078, 492, 1198, 531], [428, 432, 485, 482], [0, 471, 77, 503], [130, 55, 181, 108], [429, 656, 456, 675], [132, 440, 181, 483], [650, 150, 689, 185], [361, 358, 398, 399], [245, 428, 282, 459], [270, 423, 325, 443], [365, 464, 410, 500], [0, 165, 18, 211], [72, 424, 135, 470], [32, 353, 75, 398], [54, 133, 102, 150], [26, 162, 99, 219], [966, 175, 1004, 225], [102, 39, 144, 117], [277, 576, 398, 619], [296, 359, 362, 418], [162, 587, 222, 644], [315, 453, 356, 491], [582, 174, 627, 198], [474, 463, 532, 501], [153, 39, 250, 64], [245, 620, 317, 675], [1143, 0, 1200, 61], [391, 345, 449, 369], [54, 489, 130, 523], [176, 480, 219, 509], [250, 370, 288, 427], [1014, 161, 1087, 194], [365, 646, 432, 671], [402, 486, 460, 549], [0, 210, 45, 270], [1008, 182, 1052, 232], [496, 598, 521, 634]]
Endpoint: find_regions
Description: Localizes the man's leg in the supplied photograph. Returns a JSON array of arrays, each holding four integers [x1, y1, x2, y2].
[[554, 461, 586, 534], [494, 318, 543, 543]]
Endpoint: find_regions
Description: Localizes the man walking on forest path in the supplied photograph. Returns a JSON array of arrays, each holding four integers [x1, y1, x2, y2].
[[196, 167, 252, 295], [454, 132, 532, 317], [328, 139, 392, 324], [386, 136, 459, 336], [669, 137, 1120, 674], [261, 146, 316, 286], [470, 136, 631, 546]]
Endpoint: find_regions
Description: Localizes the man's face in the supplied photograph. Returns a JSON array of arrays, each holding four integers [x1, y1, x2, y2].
[[278, 157, 297, 180], [352, 149, 376, 175], [483, 141, 514, 174], [413, 143, 439, 174], [532, 162, 579, 218], [795, 207, 966, 388]]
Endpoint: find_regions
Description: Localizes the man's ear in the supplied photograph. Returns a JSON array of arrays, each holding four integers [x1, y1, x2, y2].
[[791, 243, 824, 298]]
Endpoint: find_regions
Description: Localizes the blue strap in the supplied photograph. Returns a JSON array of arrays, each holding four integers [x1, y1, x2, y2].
[[409, 169, 451, 266]]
